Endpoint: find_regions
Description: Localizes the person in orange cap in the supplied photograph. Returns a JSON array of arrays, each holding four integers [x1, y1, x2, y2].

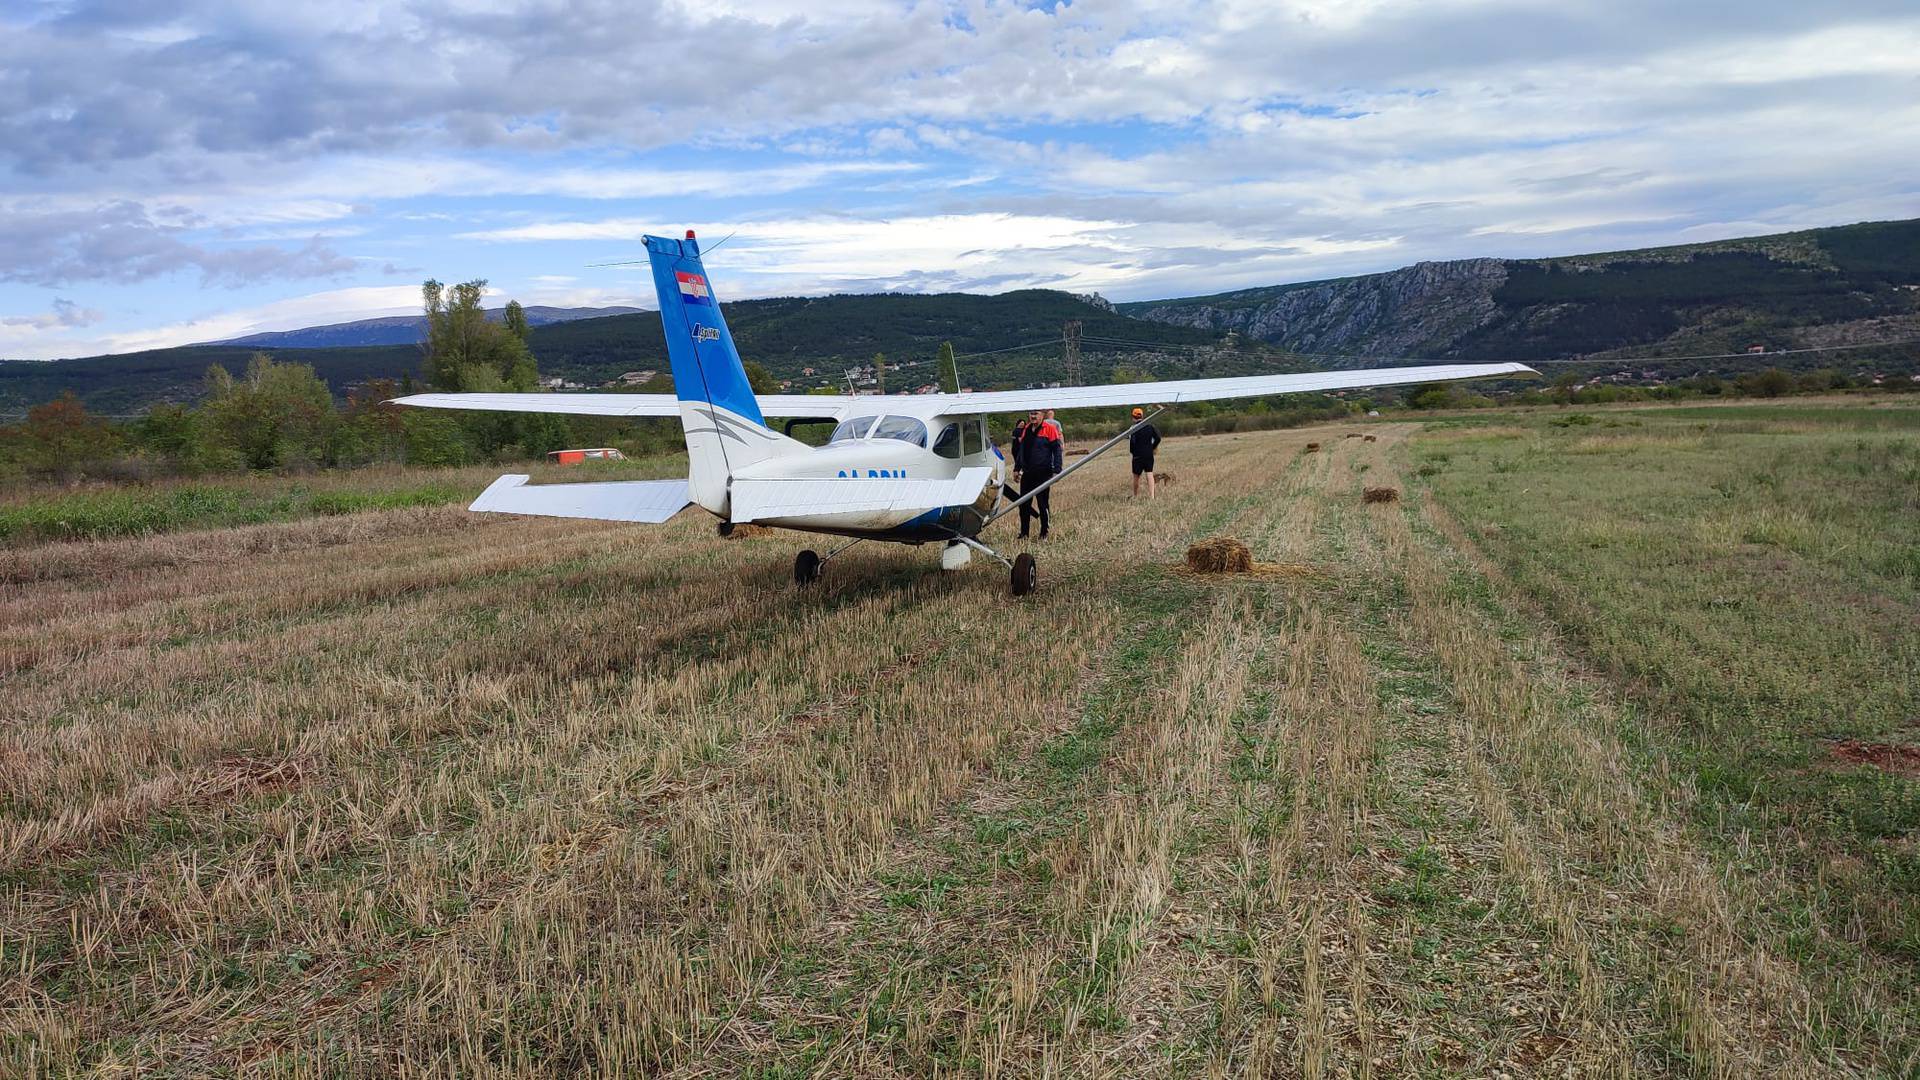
[[1128, 407, 1160, 498]]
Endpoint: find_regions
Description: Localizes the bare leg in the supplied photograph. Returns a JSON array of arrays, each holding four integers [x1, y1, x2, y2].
[[1147, 470, 1156, 499]]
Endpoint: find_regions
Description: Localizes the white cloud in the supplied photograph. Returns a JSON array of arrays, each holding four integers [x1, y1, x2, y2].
[[3, 1, 1918, 358]]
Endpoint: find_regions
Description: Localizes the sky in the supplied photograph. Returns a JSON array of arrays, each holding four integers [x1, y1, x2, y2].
[[2, 0, 1917, 361]]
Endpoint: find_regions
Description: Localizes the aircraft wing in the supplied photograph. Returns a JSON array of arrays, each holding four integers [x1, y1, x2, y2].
[[469, 474, 692, 523], [390, 392, 854, 418], [917, 362, 1538, 414], [731, 467, 994, 524]]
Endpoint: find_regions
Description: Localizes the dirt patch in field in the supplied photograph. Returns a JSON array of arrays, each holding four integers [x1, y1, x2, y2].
[[1829, 739, 1920, 777], [720, 523, 776, 539]]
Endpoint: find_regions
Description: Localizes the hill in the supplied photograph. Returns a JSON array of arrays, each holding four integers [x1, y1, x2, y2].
[[1122, 218, 1920, 368], [211, 305, 644, 349], [2, 291, 1231, 414], [8, 219, 1919, 415]]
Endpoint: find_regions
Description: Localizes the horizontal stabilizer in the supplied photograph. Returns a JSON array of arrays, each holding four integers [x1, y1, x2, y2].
[[470, 475, 692, 523], [731, 467, 993, 523]]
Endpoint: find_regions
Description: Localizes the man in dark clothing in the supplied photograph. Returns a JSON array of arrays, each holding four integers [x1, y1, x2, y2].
[[1128, 407, 1161, 498], [1014, 409, 1062, 538]]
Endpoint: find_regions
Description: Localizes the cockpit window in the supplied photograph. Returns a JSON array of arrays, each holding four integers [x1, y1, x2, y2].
[[932, 423, 961, 459], [828, 415, 875, 443], [870, 416, 929, 448]]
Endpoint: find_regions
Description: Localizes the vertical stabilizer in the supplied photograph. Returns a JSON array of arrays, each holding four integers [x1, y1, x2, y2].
[[643, 232, 802, 515]]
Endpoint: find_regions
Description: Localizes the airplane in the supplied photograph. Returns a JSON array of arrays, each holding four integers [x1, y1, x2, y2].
[[392, 231, 1535, 596]]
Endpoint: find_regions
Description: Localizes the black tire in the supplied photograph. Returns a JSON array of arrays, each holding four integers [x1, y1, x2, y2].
[[717, 521, 735, 538], [1011, 552, 1038, 597], [794, 549, 822, 587]]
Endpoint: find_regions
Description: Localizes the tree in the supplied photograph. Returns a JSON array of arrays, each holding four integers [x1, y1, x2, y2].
[[743, 359, 779, 395], [1736, 367, 1793, 398], [136, 403, 202, 471], [198, 354, 337, 470], [503, 299, 530, 343], [331, 379, 408, 466], [1551, 371, 1581, 405], [422, 280, 538, 393], [10, 392, 120, 479], [1407, 385, 1460, 410]]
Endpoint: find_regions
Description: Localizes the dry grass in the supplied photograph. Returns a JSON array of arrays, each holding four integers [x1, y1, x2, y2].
[[2, 416, 1913, 1075], [1185, 536, 1254, 573]]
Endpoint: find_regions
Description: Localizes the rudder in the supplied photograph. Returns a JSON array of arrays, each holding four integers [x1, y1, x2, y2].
[[643, 232, 801, 515]]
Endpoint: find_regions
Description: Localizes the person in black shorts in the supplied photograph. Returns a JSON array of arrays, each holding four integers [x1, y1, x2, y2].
[[1128, 407, 1160, 498]]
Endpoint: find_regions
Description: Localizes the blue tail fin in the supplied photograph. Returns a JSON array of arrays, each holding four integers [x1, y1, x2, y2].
[[644, 233, 764, 427], [643, 232, 801, 517]]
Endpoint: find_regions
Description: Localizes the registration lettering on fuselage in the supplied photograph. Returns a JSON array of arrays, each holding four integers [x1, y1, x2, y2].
[[835, 469, 907, 478]]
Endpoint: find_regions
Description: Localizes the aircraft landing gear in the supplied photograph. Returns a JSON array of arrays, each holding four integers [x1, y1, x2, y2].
[[794, 549, 821, 586], [947, 535, 1036, 598], [793, 537, 864, 588], [1011, 552, 1038, 596]]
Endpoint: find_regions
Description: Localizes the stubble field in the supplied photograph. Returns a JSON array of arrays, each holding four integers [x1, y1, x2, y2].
[[3, 402, 1916, 1076]]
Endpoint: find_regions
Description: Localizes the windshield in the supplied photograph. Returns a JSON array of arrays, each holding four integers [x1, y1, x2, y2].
[[870, 416, 929, 448], [828, 416, 875, 443]]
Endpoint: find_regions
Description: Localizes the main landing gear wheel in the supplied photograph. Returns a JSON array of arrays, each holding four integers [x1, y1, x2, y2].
[[1011, 552, 1038, 597], [794, 549, 822, 587]]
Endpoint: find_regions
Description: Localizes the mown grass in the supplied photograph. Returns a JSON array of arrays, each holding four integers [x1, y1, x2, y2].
[[0, 454, 686, 545], [4, 415, 1917, 1075], [1412, 401, 1920, 963]]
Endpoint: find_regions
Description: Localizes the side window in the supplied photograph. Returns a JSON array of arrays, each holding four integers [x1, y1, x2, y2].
[[973, 420, 990, 454], [829, 416, 875, 442], [932, 423, 961, 459], [870, 416, 929, 448], [957, 420, 975, 456]]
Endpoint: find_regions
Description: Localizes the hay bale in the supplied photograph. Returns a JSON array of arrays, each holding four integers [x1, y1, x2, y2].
[[1363, 434, 1378, 443], [1303, 442, 1321, 453], [1345, 432, 1363, 439], [1185, 537, 1255, 574], [1362, 486, 1400, 504]]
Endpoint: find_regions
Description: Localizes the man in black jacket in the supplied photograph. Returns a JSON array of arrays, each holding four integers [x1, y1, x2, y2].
[[1014, 409, 1062, 538], [1128, 407, 1161, 498]]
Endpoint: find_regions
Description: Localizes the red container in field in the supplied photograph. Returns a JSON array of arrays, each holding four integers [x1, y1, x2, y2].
[[547, 448, 625, 465]]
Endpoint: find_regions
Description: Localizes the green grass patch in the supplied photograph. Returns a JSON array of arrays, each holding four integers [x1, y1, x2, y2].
[[1412, 400, 1920, 961]]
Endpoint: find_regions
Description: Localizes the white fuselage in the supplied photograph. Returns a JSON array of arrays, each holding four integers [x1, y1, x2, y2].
[[730, 410, 1006, 540]]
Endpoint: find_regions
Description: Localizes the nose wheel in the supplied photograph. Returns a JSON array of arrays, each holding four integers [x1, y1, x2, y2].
[[1011, 552, 1038, 596], [794, 549, 822, 586]]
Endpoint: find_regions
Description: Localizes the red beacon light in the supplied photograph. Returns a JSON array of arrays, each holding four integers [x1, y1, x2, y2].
[[686, 229, 696, 240]]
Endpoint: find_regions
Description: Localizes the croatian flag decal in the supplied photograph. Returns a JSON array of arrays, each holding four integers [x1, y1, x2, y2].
[[676, 271, 712, 306]]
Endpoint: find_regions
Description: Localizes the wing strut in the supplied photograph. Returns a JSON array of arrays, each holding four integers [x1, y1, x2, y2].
[[985, 406, 1167, 527]]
